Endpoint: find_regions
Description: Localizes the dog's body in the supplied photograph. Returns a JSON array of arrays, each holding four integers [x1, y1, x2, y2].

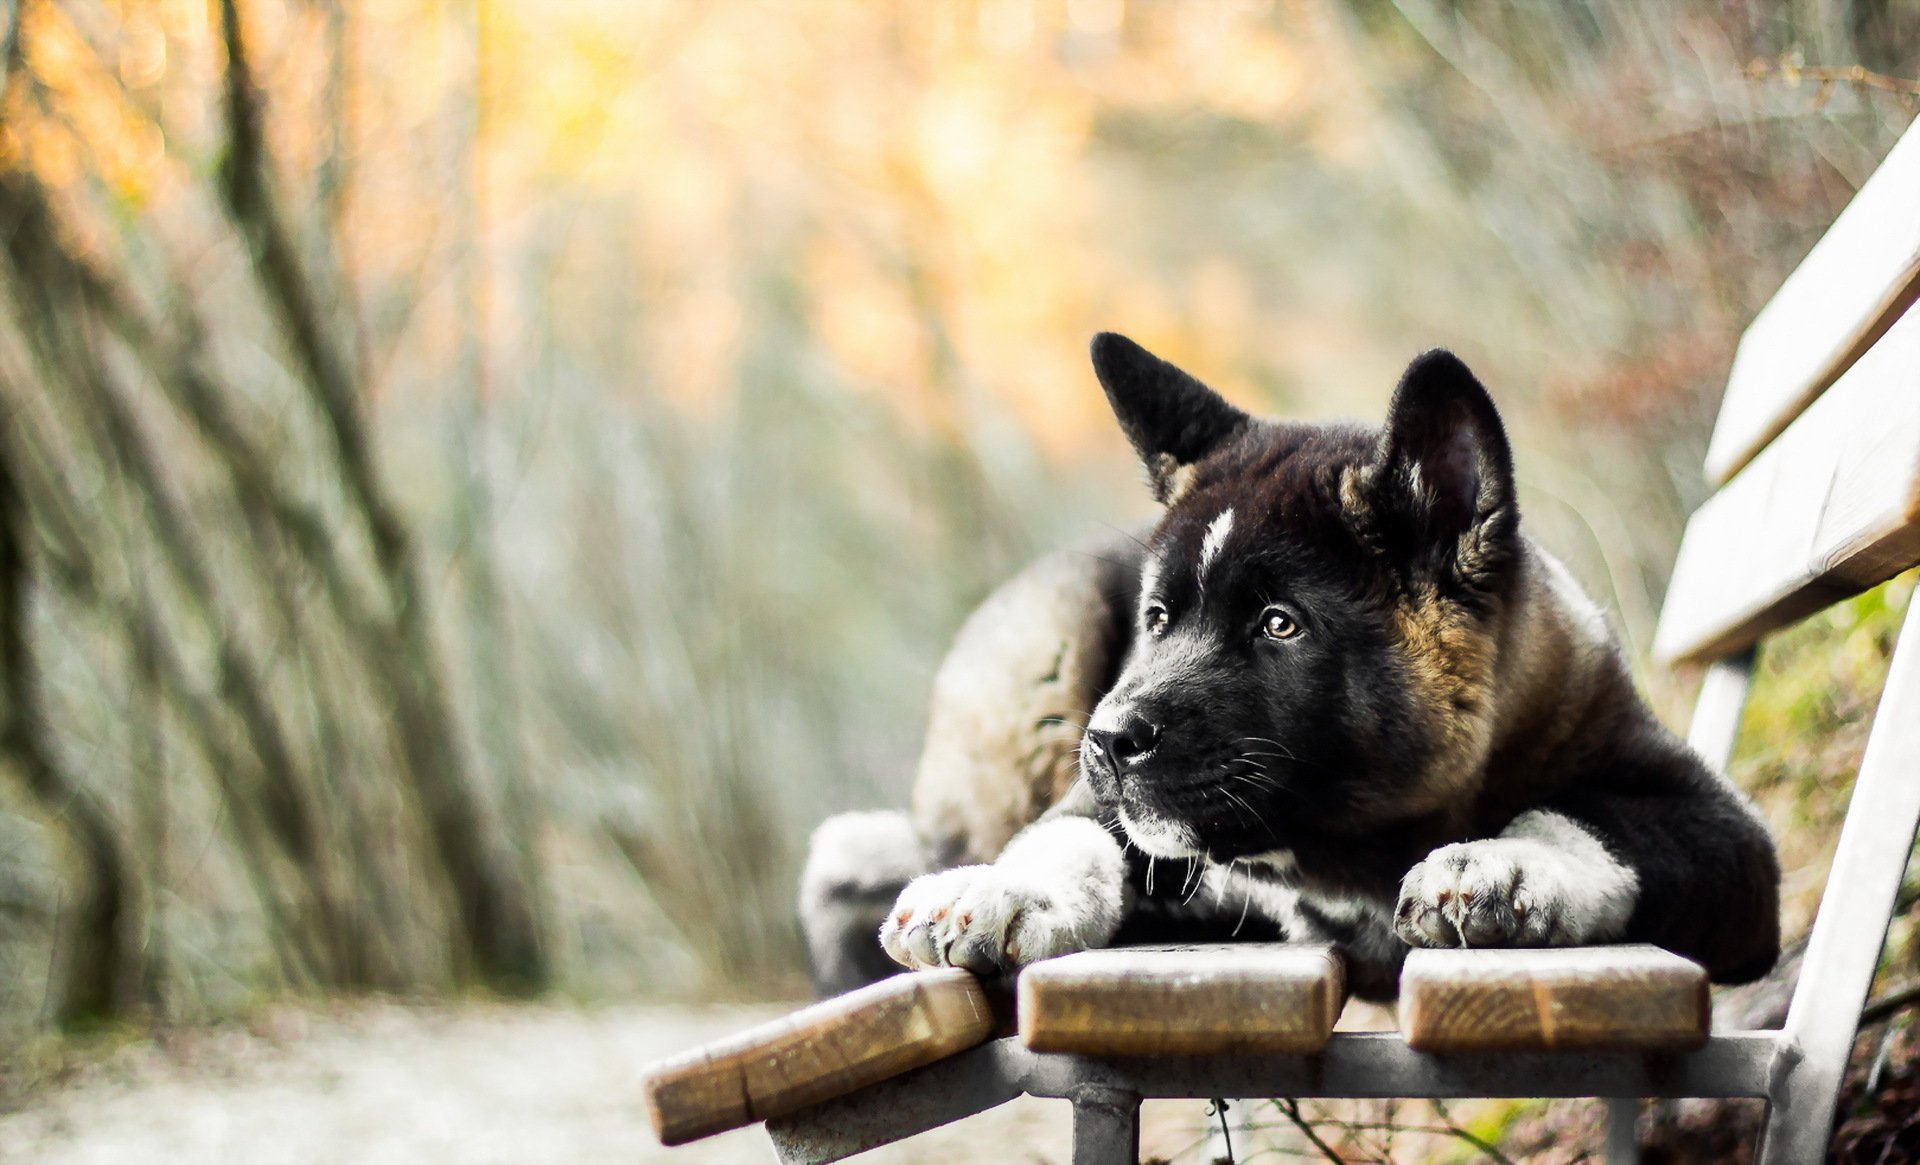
[[800, 335, 1780, 1000]]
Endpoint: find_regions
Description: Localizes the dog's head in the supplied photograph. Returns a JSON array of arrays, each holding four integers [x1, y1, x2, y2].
[[1078, 333, 1521, 861]]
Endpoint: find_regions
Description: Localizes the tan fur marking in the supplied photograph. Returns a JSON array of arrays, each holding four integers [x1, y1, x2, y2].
[[1162, 461, 1199, 506], [1389, 589, 1499, 817], [1468, 546, 1631, 816], [1337, 464, 1372, 520]]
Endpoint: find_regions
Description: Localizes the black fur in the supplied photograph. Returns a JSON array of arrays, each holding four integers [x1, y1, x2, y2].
[[1075, 335, 1778, 993], [1091, 333, 1252, 502]]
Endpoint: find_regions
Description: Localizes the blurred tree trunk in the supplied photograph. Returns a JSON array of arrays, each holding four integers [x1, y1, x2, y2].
[[0, 403, 144, 1022], [0, 0, 553, 1013], [452, 0, 549, 985], [215, 0, 548, 991]]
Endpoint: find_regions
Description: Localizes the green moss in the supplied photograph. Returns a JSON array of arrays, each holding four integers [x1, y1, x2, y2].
[[1732, 573, 1915, 942]]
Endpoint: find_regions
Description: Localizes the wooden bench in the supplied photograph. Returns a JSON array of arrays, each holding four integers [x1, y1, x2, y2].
[[642, 116, 1920, 1164], [643, 969, 999, 1146]]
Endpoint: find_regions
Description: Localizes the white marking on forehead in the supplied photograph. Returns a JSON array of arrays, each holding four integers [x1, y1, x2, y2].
[[1199, 509, 1235, 578]]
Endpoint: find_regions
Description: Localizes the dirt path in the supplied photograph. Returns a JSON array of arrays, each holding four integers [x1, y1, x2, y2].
[[0, 1001, 1226, 1164]]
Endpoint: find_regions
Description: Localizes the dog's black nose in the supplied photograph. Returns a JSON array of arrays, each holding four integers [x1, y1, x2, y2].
[[1086, 715, 1160, 768]]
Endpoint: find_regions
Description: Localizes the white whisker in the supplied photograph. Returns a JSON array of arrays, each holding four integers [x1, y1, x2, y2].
[[1231, 861, 1256, 937]]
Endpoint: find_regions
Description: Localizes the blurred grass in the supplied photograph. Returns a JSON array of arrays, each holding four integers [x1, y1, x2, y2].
[[1739, 571, 1917, 947], [436, 305, 1070, 997]]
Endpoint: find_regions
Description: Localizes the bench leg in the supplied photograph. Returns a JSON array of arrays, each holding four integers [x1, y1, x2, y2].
[[1071, 1085, 1140, 1165], [1604, 1098, 1640, 1165]]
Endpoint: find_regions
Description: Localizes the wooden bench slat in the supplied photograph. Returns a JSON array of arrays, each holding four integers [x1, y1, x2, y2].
[[1704, 120, 1920, 487], [1653, 298, 1920, 665], [1017, 943, 1345, 1056], [642, 969, 994, 1146], [1397, 945, 1708, 1054]]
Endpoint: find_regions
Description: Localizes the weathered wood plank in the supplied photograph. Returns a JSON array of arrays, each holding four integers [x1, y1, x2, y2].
[[1653, 300, 1920, 665], [1704, 120, 1920, 486], [1017, 943, 1345, 1056], [1398, 945, 1708, 1054], [641, 969, 994, 1146]]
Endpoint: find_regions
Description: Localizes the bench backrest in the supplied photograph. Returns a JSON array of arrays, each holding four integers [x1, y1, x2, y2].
[[1655, 122, 1920, 668]]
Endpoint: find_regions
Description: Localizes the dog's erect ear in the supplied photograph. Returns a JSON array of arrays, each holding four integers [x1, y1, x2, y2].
[[1091, 332, 1251, 503], [1356, 349, 1518, 587]]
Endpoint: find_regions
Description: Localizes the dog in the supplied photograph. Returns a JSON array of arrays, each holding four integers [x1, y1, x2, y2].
[[799, 333, 1780, 1000]]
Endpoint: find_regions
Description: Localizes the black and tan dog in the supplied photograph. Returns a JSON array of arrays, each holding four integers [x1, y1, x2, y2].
[[799, 334, 1780, 1001]]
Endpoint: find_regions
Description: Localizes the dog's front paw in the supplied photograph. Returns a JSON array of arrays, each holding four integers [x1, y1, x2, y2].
[[1395, 840, 1569, 949], [879, 865, 1084, 974]]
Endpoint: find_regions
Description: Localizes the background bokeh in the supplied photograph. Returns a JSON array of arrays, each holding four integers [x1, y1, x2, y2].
[[2, 0, 1918, 1156]]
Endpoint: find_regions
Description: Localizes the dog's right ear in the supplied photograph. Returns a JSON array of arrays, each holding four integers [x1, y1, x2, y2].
[[1090, 332, 1250, 504]]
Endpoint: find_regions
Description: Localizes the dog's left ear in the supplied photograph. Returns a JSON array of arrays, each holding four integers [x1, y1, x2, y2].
[[1356, 349, 1518, 587], [1091, 332, 1251, 503]]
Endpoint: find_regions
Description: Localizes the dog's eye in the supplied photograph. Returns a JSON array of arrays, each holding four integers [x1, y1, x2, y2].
[[1144, 605, 1169, 637], [1260, 608, 1302, 641]]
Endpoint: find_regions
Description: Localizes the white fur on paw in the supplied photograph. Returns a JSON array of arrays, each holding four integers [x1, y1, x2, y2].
[[880, 865, 1083, 973], [1395, 841, 1562, 949], [1394, 813, 1637, 950]]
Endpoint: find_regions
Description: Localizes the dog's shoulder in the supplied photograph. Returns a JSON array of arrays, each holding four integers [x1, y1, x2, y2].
[[1475, 538, 1693, 813]]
